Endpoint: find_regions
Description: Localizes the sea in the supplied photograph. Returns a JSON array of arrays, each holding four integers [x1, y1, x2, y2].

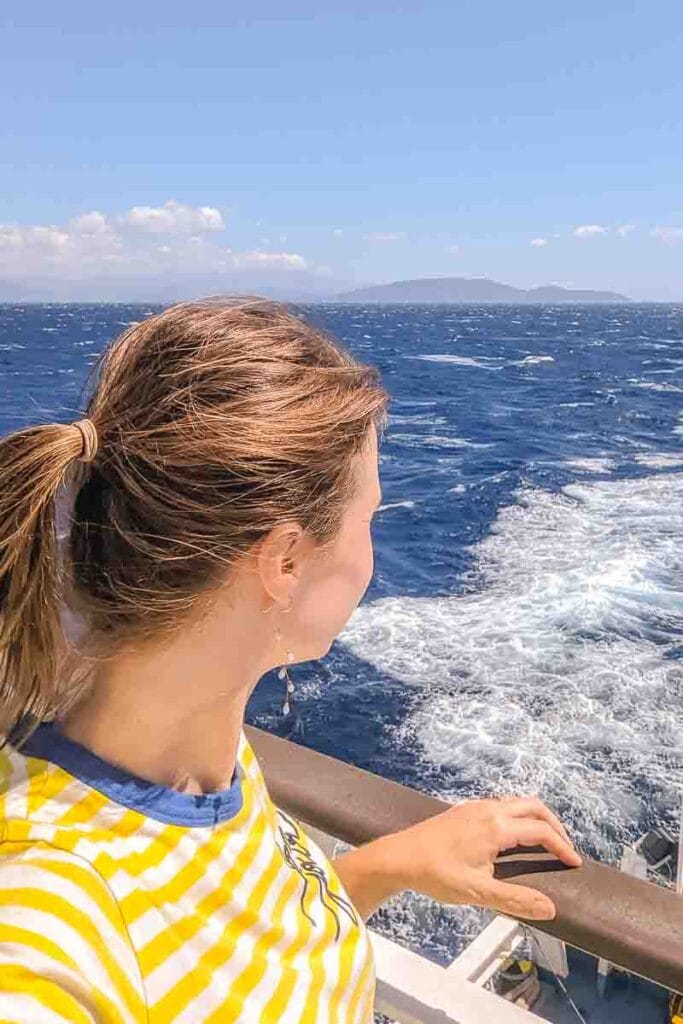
[[1, 301, 682, 964]]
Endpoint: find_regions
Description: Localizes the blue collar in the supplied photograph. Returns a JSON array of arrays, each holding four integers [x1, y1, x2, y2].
[[19, 722, 244, 828]]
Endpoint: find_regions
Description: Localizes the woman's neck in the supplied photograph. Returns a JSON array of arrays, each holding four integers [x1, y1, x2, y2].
[[60, 605, 266, 795]]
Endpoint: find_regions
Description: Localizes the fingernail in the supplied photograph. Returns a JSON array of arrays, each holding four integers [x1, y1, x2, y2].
[[532, 901, 556, 920]]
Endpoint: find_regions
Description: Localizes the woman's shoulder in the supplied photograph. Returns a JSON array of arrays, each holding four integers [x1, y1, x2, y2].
[[0, 839, 147, 1020], [0, 837, 124, 922]]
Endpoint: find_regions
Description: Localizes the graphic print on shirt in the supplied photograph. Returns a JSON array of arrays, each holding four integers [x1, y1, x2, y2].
[[276, 808, 359, 941]]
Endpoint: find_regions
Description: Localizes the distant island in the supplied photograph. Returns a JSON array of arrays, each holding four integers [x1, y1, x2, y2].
[[0, 273, 634, 305], [335, 277, 630, 304]]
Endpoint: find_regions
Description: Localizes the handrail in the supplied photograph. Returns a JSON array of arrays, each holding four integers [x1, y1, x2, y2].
[[246, 725, 683, 993]]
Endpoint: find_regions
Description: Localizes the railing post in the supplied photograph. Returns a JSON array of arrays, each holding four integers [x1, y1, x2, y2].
[[528, 928, 568, 979]]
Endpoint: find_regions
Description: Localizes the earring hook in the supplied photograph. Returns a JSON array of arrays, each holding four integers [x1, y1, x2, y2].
[[261, 594, 294, 615]]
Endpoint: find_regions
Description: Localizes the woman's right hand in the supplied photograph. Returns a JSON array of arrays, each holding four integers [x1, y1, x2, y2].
[[377, 795, 581, 921]]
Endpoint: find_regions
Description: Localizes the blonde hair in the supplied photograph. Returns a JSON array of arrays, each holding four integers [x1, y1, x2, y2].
[[0, 299, 388, 738]]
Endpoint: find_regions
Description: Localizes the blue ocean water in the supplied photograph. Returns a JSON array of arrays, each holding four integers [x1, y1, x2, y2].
[[2, 301, 683, 960]]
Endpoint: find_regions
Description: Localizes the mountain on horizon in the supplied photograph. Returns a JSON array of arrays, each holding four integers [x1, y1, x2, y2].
[[0, 274, 633, 305], [335, 277, 631, 304]]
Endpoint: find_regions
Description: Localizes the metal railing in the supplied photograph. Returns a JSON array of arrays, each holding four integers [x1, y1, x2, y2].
[[247, 725, 683, 994]]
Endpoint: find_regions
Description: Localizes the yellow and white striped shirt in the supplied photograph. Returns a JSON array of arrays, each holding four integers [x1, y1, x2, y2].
[[0, 724, 375, 1022]]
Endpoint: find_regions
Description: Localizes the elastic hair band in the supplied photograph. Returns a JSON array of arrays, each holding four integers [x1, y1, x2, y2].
[[71, 419, 99, 464]]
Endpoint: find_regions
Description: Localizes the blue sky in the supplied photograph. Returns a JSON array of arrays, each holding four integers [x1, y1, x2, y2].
[[1, 1, 682, 299]]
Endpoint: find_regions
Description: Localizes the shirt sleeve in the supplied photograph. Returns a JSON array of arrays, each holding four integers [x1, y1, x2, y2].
[[0, 842, 147, 1023]]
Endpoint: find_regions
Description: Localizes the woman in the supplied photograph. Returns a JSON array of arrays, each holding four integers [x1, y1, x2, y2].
[[0, 300, 580, 1023]]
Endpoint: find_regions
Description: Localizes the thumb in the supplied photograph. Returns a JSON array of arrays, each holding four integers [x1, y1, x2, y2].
[[476, 879, 557, 921]]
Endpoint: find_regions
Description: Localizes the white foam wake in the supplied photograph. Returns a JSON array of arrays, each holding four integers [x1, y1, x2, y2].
[[564, 457, 615, 473], [340, 472, 683, 859]]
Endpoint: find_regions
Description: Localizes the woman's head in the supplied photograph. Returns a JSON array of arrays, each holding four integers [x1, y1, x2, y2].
[[0, 299, 388, 737]]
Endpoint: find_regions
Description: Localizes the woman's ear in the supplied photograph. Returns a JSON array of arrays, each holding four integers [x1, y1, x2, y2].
[[256, 522, 307, 609]]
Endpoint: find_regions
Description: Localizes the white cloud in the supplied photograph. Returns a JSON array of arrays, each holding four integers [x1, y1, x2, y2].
[[652, 225, 683, 243], [363, 231, 407, 242], [530, 237, 548, 247], [0, 224, 72, 255], [120, 199, 225, 234], [332, 228, 344, 236], [574, 224, 608, 237], [0, 201, 309, 280], [616, 224, 635, 237], [445, 244, 460, 254], [233, 250, 307, 269], [69, 211, 110, 235]]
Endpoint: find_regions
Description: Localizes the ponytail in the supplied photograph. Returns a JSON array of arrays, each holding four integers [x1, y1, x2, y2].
[[0, 421, 95, 739]]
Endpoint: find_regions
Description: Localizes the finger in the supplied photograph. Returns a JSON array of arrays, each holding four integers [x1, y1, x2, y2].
[[503, 820, 582, 867], [500, 796, 572, 844], [477, 879, 556, 921]]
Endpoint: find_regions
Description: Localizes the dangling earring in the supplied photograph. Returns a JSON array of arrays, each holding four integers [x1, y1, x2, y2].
[[278, 651, 295, 716], [274, 595, 295, 716]]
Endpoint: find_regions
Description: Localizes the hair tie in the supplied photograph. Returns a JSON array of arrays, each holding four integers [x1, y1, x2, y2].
[[71, 419, 99, 464]]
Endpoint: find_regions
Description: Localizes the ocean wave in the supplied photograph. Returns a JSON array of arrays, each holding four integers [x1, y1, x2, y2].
[[564, 457, 616, 473], [635, 453, 683, 469], [341, 472, 683, 861], [389, 433, 494, 450], [511, 354, 554, 366], [628, 379, 683, 393], [411, 354, 503, 370], [378, 500, 417, 513]]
